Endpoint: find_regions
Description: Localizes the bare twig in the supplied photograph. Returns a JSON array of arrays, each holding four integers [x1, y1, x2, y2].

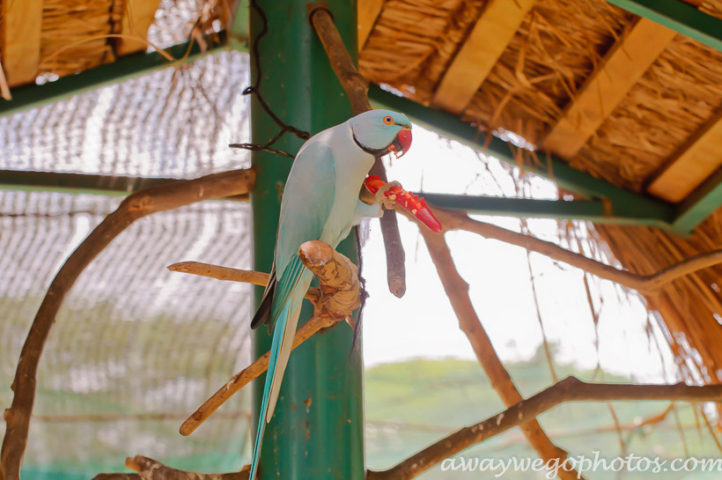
[[168, 261, 321, 302], [418, 226, 582, 480], [434, 207, 722, 294], [0, 169, 255, 480], [179, 240, 361, 436], [369, 160, 406, 298], [93, 455, 249, 480], [367, 377, 722, 480], [310, 6, 406, 298], [180, 314, 338, 436]]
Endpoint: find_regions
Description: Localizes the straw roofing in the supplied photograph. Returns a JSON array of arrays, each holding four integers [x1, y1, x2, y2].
[[701, 0, 722, 20], [360, 0, 722, 388], [39, 0, 116, 78], [570, 36, 722, 191], [596, 219, 722, 384], [462, 0, 632, 145], [360, 0, 490, 102]]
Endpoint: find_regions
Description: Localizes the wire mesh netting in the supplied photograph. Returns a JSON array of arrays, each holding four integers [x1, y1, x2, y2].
[[0, 50, 255, 478], [1, 51, 250, 178]]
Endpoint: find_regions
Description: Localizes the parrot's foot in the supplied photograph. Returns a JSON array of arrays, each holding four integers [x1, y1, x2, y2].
[[374, 181, 402, 210]]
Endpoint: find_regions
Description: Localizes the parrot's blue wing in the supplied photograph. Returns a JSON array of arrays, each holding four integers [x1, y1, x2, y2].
[[249, 140, 337, 480], [250, 140, 337, 331]]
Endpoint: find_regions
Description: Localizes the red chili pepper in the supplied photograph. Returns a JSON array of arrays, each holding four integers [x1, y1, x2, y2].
[[364, 175, 443, 233]]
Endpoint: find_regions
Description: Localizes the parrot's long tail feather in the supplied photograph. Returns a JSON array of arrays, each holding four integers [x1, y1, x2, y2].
[[249, 303, 286, 480], [251, 263, 276, 330], [249, 256, 310, 479]]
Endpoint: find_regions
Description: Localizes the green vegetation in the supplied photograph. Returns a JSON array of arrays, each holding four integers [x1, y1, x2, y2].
[[365, 351, 720, 479]]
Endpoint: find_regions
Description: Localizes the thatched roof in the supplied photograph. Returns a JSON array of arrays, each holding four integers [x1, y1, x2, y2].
[[2, 0, 722, 398], [358, 0, 722, 387]]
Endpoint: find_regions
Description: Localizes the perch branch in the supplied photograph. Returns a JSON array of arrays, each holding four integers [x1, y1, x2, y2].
[[367, 377, 722, 480], [0, 169, 255, 480], [309, 7, 371, 116], [167, 261, 321, 302], [418, 206, 722, 294], [93, 455, 249, 480], [310, 6, 406, 298], [418, 225, 583, 480], [179, 241, 361, 436]]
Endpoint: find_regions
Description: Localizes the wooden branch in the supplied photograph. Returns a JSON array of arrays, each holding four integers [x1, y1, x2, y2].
[[93, 456, 249, 480], [167, 261, 321, 302], [369, 159, 407, 298], [179, 241, 360, 436], [0, 169, 255, 480], [310, 6, 407, 298], [418, 226, 582, 480], [432, 207, 722, 294], [368, 377, 722, 480], [310, 7, 371, 116]]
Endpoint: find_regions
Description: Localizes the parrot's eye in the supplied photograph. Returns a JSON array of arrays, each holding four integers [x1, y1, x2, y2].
[[383, 116, 394, 125]]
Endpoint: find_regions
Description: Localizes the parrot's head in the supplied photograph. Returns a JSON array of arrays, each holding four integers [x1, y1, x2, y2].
[[350, 109, 412, 158]]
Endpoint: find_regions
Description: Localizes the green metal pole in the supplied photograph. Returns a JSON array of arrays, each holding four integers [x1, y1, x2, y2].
[[249, 1, 363, 479]]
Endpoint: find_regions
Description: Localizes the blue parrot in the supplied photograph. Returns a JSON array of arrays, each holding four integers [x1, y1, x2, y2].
[[249, 109, 412, 479]]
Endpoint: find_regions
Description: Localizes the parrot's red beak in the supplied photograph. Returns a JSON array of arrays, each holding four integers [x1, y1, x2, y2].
[[392, 128, 412, 158]]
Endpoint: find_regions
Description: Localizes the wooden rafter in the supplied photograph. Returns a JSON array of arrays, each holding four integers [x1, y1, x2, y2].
[[116, 0, 163, 56], [357, 0, 383, 51], [431, 0, 536, 115], [1, 0, 43, 87], [543, 18, 676, 159], [648, 111, 722, 203]]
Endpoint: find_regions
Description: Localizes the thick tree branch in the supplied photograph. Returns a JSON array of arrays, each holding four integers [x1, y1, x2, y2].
[[0, 169, 255, 480], [418, 226, 582, 480], [309, 7, 370, 116], [310, 6, 406, 298], [179, 241, 361, 436], [434, 207, 722, 294], [367, 377, 722, 480], [93, 456, 249, 480]]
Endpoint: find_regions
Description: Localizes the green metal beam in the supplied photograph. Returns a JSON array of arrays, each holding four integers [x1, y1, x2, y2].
[[0, 170, 250, 201], [0, 170, 180, 196], [672, 167, 722, 233], [422, 193, 662, 225], [250, 1, 363, 479], [0, 170, 668, 225], [605, 0, 722, 53], [0, 32, 233, 118], [369, 85, 677, 229]]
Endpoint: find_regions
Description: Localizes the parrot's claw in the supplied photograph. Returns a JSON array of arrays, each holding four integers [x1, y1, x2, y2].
[[375, 181, 402, 210]]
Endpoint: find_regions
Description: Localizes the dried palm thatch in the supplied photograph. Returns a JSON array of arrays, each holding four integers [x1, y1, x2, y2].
[[38, 0, 117, 78], [0, 0, 228, 85], [463, 0, 632, 145], [361, 0, 722, 394], [360, 0, 491, 100], [701, 0, 722, 20], [571, 36, 722, 191], [596, 219, 722, 385]]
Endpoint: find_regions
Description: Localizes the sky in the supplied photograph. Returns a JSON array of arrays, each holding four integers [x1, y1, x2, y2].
[[360, 125, 676, 384]]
